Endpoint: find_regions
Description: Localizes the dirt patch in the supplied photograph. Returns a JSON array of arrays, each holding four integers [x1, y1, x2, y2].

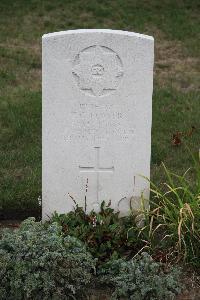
[[176, 289, 200, 300], [0, 220, 21, 230], [154, 31, 199, 92], [0, 209, 41, 221]]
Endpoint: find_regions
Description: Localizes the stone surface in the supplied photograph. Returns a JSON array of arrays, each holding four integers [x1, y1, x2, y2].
[[42, 29, 154, 220]]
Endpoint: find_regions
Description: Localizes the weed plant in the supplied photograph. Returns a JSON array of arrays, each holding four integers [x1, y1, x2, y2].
[[141, 153, 200, 266], [51, 200, 144, 264]]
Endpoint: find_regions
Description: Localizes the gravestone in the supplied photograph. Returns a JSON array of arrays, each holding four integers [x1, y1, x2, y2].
[[42, 29, 154, 220]]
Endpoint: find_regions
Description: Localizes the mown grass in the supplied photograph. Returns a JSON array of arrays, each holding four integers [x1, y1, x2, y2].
[[0, 0, 199, 210], [152, 88, 200, 183]]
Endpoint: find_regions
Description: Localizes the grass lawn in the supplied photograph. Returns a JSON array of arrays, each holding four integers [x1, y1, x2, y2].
[[0, 0, 199, 211]]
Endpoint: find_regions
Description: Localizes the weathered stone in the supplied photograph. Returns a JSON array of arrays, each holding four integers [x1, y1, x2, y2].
[[42, 29, 154, 219]]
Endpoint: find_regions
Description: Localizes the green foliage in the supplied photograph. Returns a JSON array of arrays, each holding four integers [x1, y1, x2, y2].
[[0, 218, 96, 300], [51, 200, 144, 264], [141, 154, 200, 266], [98, 252, 182, 300]]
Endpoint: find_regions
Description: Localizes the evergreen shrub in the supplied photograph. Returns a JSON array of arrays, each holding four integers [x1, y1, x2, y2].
[[98, 252, 182, 300], [0, 218, 96, 300]]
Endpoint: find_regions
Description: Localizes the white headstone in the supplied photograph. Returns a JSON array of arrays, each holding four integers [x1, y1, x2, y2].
[[42, 29, 154, 220]]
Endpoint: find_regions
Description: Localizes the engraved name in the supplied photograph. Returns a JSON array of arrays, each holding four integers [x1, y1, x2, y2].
[[65, 102, 135, 143]]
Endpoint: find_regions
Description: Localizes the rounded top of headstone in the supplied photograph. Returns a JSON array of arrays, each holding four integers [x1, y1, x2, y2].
[[42, 29, 154, 41]]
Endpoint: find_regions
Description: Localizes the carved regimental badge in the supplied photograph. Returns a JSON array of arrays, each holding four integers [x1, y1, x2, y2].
[[72, 45, 123, 96]]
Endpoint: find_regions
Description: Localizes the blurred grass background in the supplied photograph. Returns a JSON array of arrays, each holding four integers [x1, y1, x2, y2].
[[0, 0, 199, 210]]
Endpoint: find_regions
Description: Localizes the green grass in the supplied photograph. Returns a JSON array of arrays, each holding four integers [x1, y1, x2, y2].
[[0, 0, 199, 210], [152, 88, 200, 183], [0, 90, 41, 209]]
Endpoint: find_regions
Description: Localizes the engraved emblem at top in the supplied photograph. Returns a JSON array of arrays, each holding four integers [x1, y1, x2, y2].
[[72, 45, 124, 96]]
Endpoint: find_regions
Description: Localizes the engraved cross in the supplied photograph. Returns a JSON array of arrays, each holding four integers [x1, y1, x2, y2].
[[79, 147, 114, 202]]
